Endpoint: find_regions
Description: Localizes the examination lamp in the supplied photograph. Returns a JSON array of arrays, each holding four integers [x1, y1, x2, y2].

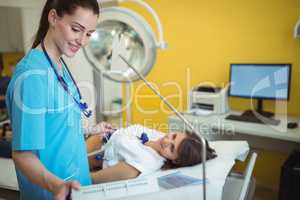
[[83, 0, 168, 123], [84, 0, 168, 82]]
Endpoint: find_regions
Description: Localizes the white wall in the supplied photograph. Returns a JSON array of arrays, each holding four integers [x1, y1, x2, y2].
[[0, 7, 23, 52], [0, 0, 45, 8], [0, 0, 44, 52], [20, 7, 43, 52], [64, 52, 123, 125], [0, 0, 123, 125]]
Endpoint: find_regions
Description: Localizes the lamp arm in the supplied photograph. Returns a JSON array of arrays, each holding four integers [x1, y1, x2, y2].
[[295, 17, 300, 38], [119, 54, 207, 200]]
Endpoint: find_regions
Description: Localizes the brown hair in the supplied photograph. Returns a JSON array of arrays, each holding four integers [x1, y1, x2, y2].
[[162, 131, 217, 169], [32, 0, 100, 48]]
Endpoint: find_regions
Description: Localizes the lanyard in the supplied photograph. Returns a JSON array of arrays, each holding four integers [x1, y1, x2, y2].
[[41, 40, 92, 118]]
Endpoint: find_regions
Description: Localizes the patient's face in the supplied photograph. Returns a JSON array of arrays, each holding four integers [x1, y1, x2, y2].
[[158, 133, 187, 161]]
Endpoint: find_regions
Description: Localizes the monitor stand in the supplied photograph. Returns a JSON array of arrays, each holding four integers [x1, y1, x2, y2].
[[242, 110, 274, 118], [242, 99, 274, 119]]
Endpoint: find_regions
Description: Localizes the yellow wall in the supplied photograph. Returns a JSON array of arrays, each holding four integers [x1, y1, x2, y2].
[[122, 0, 300, 191], [123, 0, 300, 126], [1, 52, 23, 76]]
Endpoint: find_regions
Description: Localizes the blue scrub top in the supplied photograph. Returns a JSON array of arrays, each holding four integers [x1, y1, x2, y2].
[[6, 49, 91, 200]]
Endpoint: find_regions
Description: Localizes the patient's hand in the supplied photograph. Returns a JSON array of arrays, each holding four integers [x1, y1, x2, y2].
[[95, 122, 114, 134], [86, 122, 114, 136]]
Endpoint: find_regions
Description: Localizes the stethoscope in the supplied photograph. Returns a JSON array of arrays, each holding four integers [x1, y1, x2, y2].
[[41, 40, 92, 118]]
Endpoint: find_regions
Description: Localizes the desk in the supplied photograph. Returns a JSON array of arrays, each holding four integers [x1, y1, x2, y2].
[[168, 111, 300, 152]]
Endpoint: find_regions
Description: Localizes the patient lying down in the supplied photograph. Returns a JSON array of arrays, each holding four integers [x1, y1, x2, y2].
[[86, 124, 217, 184]]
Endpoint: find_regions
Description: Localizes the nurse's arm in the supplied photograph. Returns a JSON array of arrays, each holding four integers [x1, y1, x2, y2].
[[12, 151, 79, 197], [90, 161, 140, 184]]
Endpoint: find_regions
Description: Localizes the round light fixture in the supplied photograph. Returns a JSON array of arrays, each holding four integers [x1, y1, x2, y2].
[[84, 5, 167, 82]]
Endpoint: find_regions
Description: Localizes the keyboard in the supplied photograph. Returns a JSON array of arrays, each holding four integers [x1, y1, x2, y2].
[[225, 114, 280, 125]]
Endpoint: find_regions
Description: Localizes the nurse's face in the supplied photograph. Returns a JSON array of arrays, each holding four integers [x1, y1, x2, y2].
[[158, 133, 187, 161], [49, 7, 98, 57]]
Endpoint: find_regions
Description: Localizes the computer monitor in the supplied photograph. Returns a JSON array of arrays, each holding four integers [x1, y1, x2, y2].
[[229, 63, 291, 117]]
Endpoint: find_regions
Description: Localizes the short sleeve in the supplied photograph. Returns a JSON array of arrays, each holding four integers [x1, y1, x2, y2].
[[115, 136, 164, 176], [9, 70, 48, 150], [123, 124, 164, 140]]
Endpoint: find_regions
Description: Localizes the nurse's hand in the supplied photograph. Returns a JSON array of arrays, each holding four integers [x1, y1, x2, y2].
[[54, 181, 80, 200]]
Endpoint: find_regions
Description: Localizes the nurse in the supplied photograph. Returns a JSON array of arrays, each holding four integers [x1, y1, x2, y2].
[[6, 0, 101, 199]]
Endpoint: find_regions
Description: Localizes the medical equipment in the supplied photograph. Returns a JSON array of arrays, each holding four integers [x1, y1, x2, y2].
[[72, 141, 257, 200], [188, 86, 229, 115], [229, 63, 291, 119], [94, 131, 149, 161], [139, 133, 149, 144], [294, 17, 300, 38], [72, 176, 159, 199], [84, 0, 167, 123], [119, 55, 208, 199], [41, 41, 92, 118]]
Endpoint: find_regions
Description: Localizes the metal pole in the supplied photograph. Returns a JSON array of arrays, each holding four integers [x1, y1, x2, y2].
[[126, 83, 132, 126], [83, 48, 105, 122], [119, 55, 207, 200]]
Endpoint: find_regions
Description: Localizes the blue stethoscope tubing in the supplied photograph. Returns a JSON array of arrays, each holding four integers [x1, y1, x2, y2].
[[41, 40, 92, 118]]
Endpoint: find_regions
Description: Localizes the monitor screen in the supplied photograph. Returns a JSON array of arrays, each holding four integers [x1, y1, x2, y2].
[[229, 64, 291, 100]]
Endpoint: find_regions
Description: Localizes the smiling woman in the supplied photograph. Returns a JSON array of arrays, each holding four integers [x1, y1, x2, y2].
[[86, 124, 217, 184], [5, 0, 103, 200], [32, 0, 99, 67]]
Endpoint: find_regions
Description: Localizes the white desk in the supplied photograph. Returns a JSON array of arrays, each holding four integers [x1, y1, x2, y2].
[[168, 111, 300, 152]]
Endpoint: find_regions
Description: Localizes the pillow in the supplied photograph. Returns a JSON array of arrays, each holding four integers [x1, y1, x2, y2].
[[209, 140, 250, 161], [156, 140, 249, 181]]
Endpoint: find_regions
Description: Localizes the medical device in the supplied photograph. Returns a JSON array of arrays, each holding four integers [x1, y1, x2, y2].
[[94, 131, 149, 161], [188, 86, 229, 115], [72, 176, 160, 199], [294, 17, 300, 38], [41, 41, 92, 118], [118, 55, 208, 199], [228, 63, 291, 119], [83, 0, 168, 123]]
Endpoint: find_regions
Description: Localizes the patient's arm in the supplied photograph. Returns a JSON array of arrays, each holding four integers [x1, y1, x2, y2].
[[86, 135, 103, 153], [90, 161, 140, 184]]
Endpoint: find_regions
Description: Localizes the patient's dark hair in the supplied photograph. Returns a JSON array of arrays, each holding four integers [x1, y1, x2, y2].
[[162, 131, 217, 169], [32, 0, 100, 48]]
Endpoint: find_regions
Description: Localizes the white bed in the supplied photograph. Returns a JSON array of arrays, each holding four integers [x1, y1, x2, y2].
[[72, 140, 257, 200], [0, 140, 256, 200]]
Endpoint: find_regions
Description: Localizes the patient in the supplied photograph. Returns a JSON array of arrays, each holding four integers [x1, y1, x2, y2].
[[86, 124, 217, 184]]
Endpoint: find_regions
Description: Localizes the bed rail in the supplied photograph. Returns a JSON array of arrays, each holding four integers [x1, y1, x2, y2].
[[222, 151, 257, 200], [239, 152, 257, 200]]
